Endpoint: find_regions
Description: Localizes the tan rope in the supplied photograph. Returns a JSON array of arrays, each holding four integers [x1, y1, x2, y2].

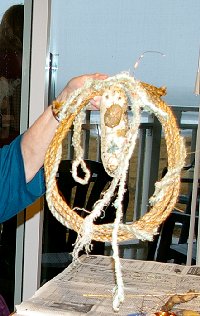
[[44, 73, 186, 243]]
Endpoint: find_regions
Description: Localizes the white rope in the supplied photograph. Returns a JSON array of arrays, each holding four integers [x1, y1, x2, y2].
[[72, 81, 142, 310], [45, 72, 186, 312]]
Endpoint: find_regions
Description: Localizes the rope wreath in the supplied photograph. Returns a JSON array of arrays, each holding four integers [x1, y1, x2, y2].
[[44, 73, 186, 311]]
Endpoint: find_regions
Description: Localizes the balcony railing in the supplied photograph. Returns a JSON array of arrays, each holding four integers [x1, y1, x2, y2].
[[63, 105, 198, 220]]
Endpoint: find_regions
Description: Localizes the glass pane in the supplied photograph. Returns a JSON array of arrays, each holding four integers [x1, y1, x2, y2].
[[0, 1, 24, 313], [41, 1, 200, 284]]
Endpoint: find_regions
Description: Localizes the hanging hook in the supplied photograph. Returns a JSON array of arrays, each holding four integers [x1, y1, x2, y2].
[[133, 50, 166, 73]]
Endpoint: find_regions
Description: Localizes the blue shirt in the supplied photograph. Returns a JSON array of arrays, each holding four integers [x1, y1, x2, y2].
[[0, 135, 45, 223]]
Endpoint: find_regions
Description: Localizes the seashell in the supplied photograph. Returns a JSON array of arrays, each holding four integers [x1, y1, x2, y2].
[[106, 155, 118, 172], [104, 104, 123, 128], [117, 128, 127, 137]]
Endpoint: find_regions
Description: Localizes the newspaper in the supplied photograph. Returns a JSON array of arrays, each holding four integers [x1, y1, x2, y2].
[[16, 255, 200, 315]]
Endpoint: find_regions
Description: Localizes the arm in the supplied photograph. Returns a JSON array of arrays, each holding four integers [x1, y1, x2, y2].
[[21, 73, 107, 182]]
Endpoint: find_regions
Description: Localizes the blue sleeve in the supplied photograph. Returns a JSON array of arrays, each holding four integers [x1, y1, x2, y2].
[[0, 135, 45, 223]]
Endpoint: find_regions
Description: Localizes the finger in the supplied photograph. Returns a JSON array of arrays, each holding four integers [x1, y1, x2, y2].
[[87, 103, 99, 111], [91, 73, 108, 80], [87, 96, 102, 110]]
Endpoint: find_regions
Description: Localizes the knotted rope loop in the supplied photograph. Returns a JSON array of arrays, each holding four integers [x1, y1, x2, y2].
[[44, 73, 186, 311], [45, 73, 186, 242]]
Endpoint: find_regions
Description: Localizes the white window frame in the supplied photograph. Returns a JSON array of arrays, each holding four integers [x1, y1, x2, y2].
[[14, 0, 51, 305]]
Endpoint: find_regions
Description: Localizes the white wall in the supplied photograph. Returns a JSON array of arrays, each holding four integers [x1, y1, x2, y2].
[[50, 0, 200, 106]]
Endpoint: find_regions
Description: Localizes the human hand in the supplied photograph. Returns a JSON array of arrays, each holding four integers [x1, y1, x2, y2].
[[87, 96, 102, 110], [56, 73, 108, 104]]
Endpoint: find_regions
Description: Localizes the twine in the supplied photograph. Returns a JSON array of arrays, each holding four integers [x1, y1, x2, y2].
[[44, 73, 186, 311]]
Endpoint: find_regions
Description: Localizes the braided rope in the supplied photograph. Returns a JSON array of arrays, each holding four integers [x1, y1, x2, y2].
[[45, 73, 186, 243], [44, 73, 186, 311]]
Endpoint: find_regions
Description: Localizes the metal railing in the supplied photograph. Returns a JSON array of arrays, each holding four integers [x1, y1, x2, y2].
[[61, 105, 199, 259], [64, 105, 198, 219]]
